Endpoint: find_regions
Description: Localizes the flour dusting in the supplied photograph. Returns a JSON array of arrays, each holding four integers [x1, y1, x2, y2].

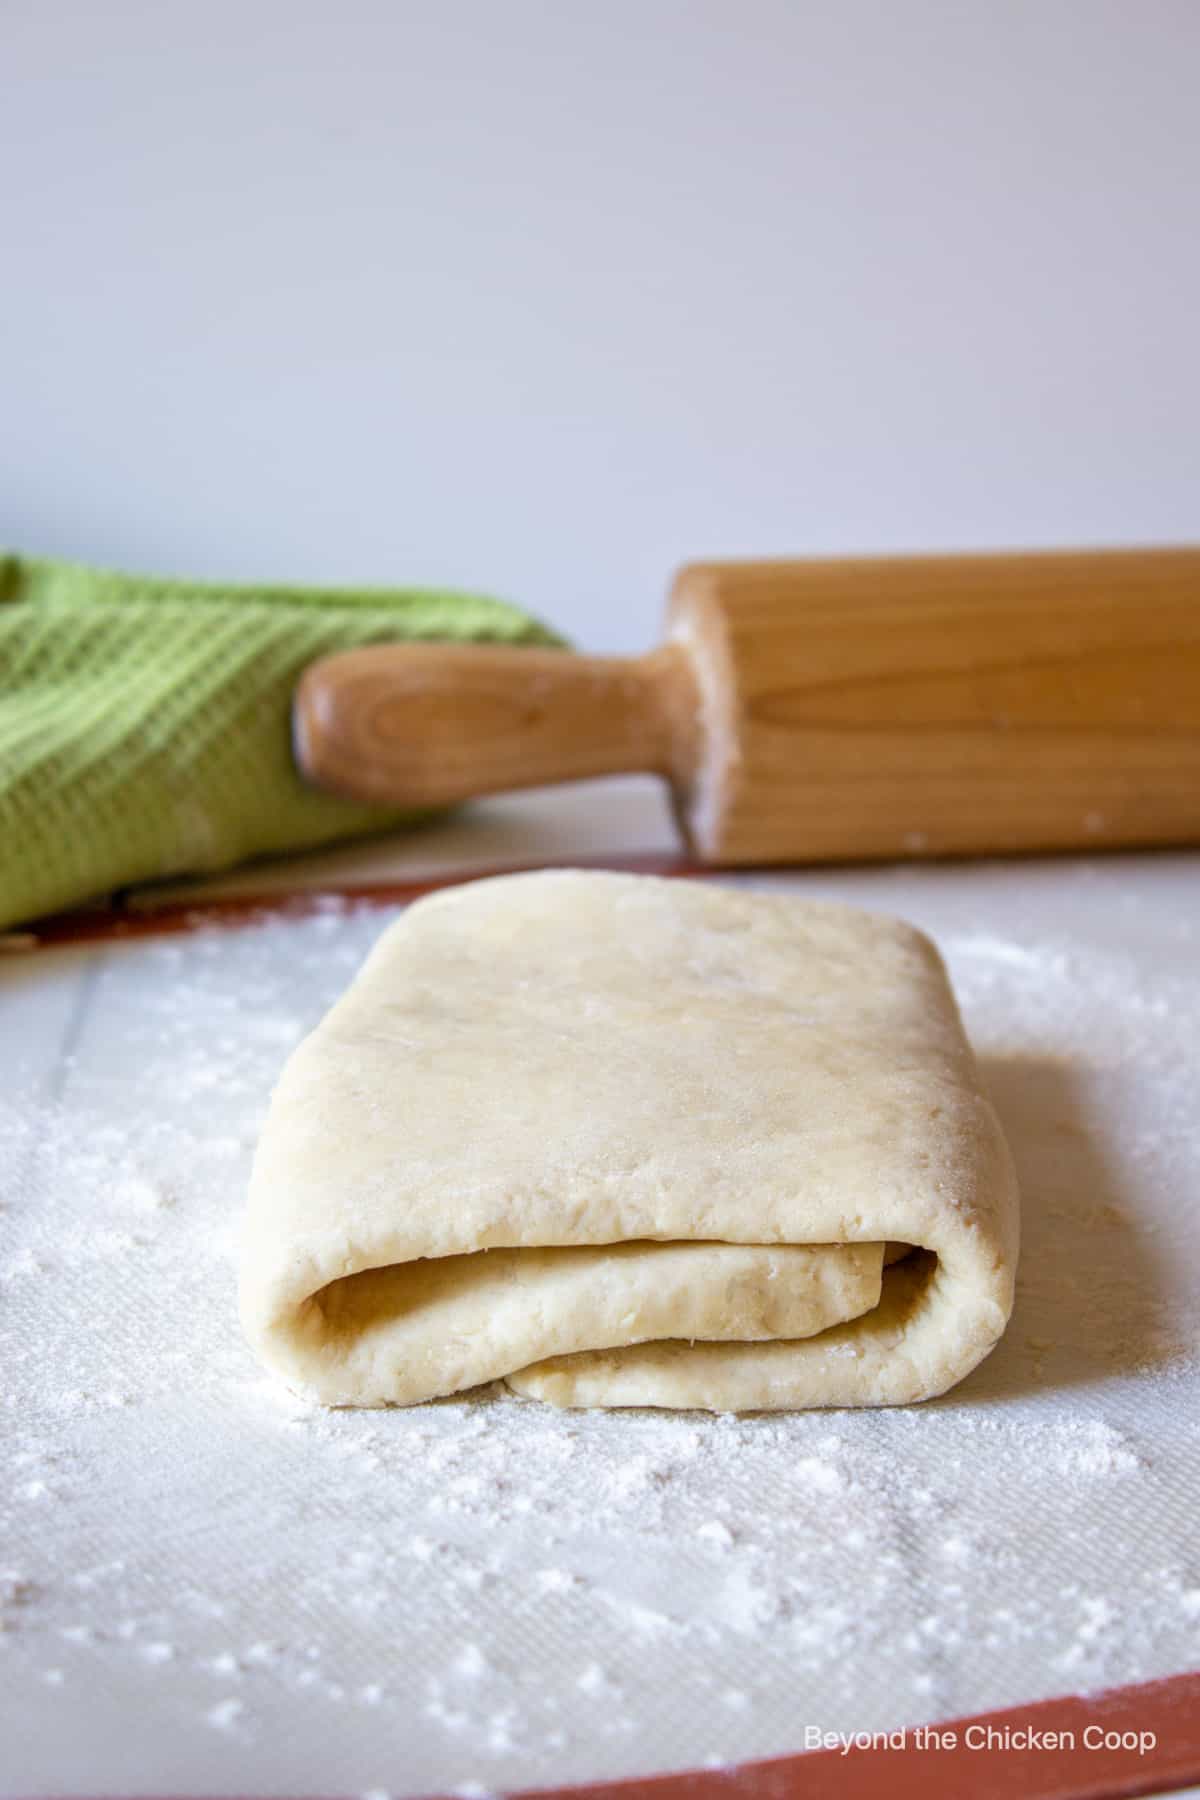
[[2, 858, 1199, 1796]]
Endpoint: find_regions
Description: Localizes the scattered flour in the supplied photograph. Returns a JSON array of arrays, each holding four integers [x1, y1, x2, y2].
[[206, 1697, 246, 1732], [452, 1645, 489, 1680], [1, 863, 1198, 1796]]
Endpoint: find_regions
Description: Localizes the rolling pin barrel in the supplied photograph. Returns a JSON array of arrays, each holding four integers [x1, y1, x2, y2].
[[294, 547, 1200, 865]]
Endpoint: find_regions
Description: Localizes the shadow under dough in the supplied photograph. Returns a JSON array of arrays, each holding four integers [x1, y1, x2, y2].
[[947, 1053, 1175, 1406]]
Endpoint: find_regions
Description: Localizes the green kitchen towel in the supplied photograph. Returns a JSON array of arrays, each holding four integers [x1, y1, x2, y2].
[[0, 554, 561, 931]]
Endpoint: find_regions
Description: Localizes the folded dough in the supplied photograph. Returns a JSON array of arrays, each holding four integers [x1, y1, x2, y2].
[[240, 870, 1018, 1410]]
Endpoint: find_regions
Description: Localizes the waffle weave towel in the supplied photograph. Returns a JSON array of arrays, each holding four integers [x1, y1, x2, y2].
[[0, 554, 559, 931]]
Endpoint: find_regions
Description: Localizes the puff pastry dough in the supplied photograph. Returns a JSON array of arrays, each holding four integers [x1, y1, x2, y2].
[[240, 871, 1018, 1409]]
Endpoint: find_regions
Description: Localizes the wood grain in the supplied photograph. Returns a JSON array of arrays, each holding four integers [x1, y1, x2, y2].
[[294, 641, 698, 807], [668, 547, 1200, 862], [295, 547, 1200, 865]]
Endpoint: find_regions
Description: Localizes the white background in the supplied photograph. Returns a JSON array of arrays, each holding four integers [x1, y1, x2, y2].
[[4, 0, 1198, 652]]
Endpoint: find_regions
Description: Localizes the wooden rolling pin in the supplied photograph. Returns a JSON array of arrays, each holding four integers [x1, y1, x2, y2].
[[293, 547, 1200, 864]]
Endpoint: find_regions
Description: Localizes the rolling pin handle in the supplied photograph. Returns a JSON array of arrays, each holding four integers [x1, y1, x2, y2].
[[293, 641, 702, 811]]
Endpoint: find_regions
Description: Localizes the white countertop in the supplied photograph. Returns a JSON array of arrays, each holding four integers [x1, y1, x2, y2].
[[3, 782, 1199, 1796]]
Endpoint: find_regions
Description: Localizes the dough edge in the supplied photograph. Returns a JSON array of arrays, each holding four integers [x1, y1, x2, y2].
[[239, 870, 1019, 1412]]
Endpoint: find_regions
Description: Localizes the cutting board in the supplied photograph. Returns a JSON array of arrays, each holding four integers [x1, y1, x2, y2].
[[3, 802, 1199, 1798]]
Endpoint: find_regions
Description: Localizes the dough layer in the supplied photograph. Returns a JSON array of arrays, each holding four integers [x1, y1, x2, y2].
[[240, 870, 1019, 1410]]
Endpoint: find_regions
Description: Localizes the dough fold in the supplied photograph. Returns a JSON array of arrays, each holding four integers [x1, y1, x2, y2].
[[240, 870, 1018, 1410]]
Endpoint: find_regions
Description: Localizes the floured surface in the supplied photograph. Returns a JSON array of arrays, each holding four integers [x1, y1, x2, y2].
[[2, 854, 1199, 1797]]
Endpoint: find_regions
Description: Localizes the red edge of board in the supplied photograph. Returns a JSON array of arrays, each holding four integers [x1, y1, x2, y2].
[[14, 1670, 1200, 1800], [11, 867, 1199, 1800], [8, 853, 702, 950], [508, 1669, 1200, 1800]]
